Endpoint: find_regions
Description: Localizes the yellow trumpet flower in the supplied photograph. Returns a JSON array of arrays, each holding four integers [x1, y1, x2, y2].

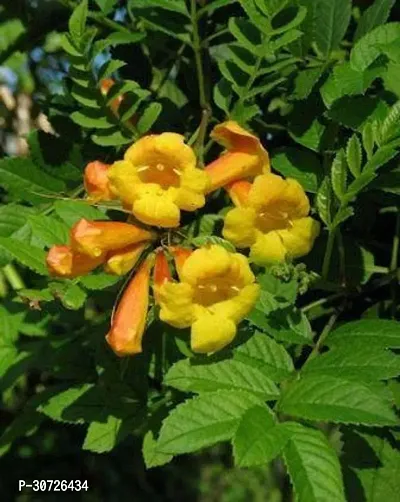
[[223, 173, 320, 265], [157, 245, 260, 354], [107, 133, 210, 228]]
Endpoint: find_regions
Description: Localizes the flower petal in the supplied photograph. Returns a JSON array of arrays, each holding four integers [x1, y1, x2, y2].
[[191, 311, 236, 353], [226, 180, 252, 207], [46, 245, 104, 277], [223, 207, 257, 248], [158, 281, 195, 328], [278, 217, 320, 259], [250, 231, 287, 265], [180, 245, 232, 285], [105, 242, 147, 276], [153, 249, 172, 304], [106, 257, 152, 356], [174, 168, 209, 211], [84, 161, 114, 202], [205, 151, 264, 192], [169, 246, 193, 281], [210, 283, 260, 324], [132, 185, 180, 227], [108, 160, 141, 206], [125, 133, 196, 173], [70, 219, 154, 258]]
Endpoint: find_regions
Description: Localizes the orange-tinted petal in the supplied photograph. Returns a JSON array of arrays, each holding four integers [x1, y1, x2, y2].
[[106, 257, 152, 356], [70, 219, 155, 258], [205, 121, 270, 191], [46, 245, 104, 278], [170, 246, 193, 280], [105, 242, 147, 276], [226, 179, 252, 207], [153, 249, 172, 303], [84, 161, 114, 201]]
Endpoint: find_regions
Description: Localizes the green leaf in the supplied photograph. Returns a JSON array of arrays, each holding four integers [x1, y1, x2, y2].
[[83, 416, 123, 453], [54, 283, 87, 310], [362, 122, 375, 159], [316, 176, 332, 227], [320, 61, 381, 108], [157, 390, 262, 455], [192, 235, 235, 252], [94, 0, 117, 14], [327, 96, 388, 131], [0, 238, 48, 275], [234, 332, 294, 382], [331, 150, 347, 201], [292, 67, 324, 101], [351, 23, 400, 72], [69, 0, 88, 43], [130, 0, 189, 16], [71, 110, 114, 129], [0, 204, 36, 237], [345, 431, 400, 501], [271, 148, 323, 193], [79, 272, 121, 290], [92, 130, 133, 147], [380, 100, 400, 145], [314, 0, 351, 56], [278, 375, 399, 426], [0, 158, 65, 205], [326, 319, 400, 348], [54, 200, 108, 226], [346, 135, 362, 177], [302, 345, 400, 381], [283, 422, 345, 502], [39, 384, 97, 424], [236, 0, 268, 33], [233, 405, 291, 467], [143, 431, 172, 469], [354, 0, 396, 42], [137, 103, 162, 135], [214, 79, 233, 114], [28, 215, 70, 247], [165, 358, 279, 399], [228, 17, 262, 54]]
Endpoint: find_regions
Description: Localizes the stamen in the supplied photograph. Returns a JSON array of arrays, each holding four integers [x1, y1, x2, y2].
[[210, 284, 218, 292], [198, 285, 206, 289], [173, 168, 182, 176], [156, 163, 165, 171], [137, 165, 150, 172], [230, 286, 240, 292]]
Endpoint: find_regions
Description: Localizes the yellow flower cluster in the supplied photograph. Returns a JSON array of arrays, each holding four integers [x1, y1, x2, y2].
[[46, 120, 320, 357]]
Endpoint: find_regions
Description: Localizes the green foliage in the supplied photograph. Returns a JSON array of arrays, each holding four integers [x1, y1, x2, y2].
[[1, 1, 400, 500]]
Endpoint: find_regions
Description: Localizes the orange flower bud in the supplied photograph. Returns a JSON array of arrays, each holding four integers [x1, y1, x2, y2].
[[153, 249, 172, 303], [226, 180, 252, 207], [170, 246, 193, 280], [84, 161, 114, 201], [104, 242, 147, 276], [106, 257, 153, 356], [204, 121, 270, 192], [70, 219, 155, 258], [100, 78, 123, 114], [46, 245, 105, 278]]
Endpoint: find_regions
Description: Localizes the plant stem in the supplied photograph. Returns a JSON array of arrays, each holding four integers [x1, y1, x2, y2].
[[304, 310, 341, 366], [322, 230, 336, 281], [190, 0, 211, 164], [390, 210, 400, 317], [3, 264, 25, 291]]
